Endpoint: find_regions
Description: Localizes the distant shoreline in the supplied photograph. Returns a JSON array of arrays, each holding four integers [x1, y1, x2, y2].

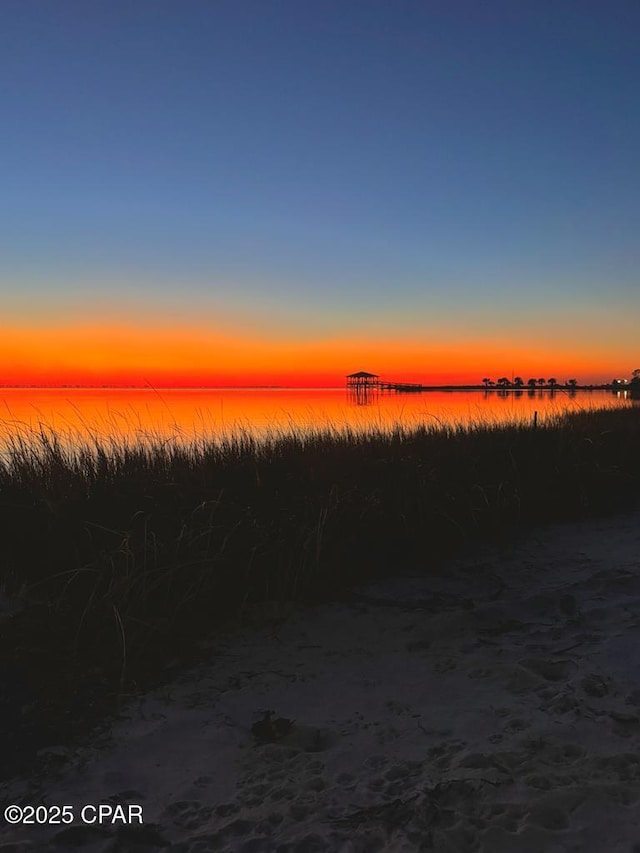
[[0, 383, 621, 391]]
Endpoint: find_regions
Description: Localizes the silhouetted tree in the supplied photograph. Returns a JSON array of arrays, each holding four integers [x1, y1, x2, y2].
[[548, 377, 558, 389], [482, 377, 492, 388], [537, 378, 545, 387], [567, 379, 577, 388], [513, 376, 524, 387], [496, 377, 511, 387], [527, 378, 537, 388]]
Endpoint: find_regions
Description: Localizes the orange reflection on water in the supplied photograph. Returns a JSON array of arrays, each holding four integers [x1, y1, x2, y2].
[[0, 387, 630, 451]]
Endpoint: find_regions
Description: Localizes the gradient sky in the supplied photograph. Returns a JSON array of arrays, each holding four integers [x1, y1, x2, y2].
[[2, 0, 638, 386]]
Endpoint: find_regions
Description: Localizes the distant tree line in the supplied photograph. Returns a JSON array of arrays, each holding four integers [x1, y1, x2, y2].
[[481, 370, 640, 395], [481, 377, 571, 389]]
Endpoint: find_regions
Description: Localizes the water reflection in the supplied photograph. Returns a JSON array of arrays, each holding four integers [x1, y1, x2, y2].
[[0, 387, 633, 452], [346, 385, 379, 406], [613, 388, 640, 401]]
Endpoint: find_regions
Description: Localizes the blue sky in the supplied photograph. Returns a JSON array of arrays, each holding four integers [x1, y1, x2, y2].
[[1, 0, 638, 383]]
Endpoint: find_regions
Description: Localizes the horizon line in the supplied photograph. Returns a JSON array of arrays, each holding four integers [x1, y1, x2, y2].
[[0, 382, 616, 391]]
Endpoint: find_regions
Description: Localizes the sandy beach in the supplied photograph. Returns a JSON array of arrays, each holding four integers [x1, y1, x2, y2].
[[2, 507, 640, 852]]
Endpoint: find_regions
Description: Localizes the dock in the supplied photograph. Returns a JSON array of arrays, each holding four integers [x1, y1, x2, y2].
[[378, 382, 426, 392], [346, 373, 484, 394]]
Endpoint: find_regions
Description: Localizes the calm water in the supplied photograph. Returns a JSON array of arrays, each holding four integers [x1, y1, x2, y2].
[[0, 387, 633, 452]]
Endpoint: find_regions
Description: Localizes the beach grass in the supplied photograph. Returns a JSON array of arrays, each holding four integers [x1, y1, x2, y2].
[[1, 405, 639, 769]]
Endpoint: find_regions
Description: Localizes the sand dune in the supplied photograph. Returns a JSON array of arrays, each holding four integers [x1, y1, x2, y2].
[[3, 508, 640, 851]]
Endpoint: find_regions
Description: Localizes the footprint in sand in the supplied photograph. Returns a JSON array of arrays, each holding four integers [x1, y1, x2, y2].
[[581, 672, 610, 697], [609, 710, 640, 738], [284, 725, 339, 752], [161, 800, 213, 830], [527, 803, 570, 831], [519, 657, 576, 682]]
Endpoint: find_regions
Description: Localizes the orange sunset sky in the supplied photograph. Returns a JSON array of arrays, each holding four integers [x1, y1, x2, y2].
[[1, 308, 636, 388]]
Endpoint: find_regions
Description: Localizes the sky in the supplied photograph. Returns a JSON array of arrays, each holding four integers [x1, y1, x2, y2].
[[1, 0, 638, 386]]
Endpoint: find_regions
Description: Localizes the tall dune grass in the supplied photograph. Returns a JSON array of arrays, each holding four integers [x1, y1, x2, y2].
[[1, 405, 639, 770]]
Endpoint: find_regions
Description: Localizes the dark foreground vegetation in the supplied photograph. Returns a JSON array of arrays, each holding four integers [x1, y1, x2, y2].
[[1, 406, 639, 775]]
